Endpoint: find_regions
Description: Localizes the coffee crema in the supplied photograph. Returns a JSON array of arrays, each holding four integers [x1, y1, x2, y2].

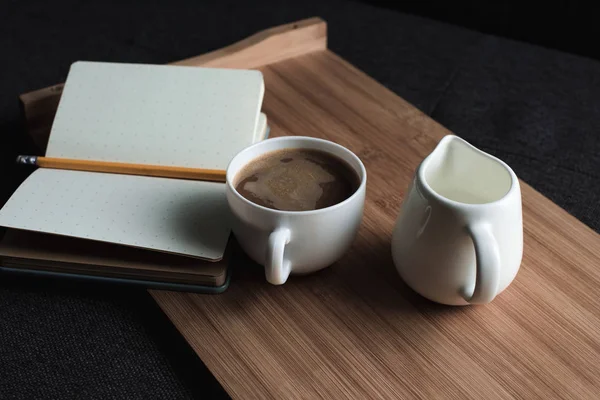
[[234, 148, 360, 211]]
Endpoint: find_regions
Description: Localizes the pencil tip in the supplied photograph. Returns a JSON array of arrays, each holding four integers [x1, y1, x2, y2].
[[16, 155, 37, 165]]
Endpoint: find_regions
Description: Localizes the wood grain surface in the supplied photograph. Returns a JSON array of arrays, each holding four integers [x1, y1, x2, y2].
[[20, 18, 600, 399]]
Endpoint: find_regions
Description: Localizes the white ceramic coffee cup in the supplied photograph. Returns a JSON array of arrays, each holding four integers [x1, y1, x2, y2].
[[226, 136, 367, 285]]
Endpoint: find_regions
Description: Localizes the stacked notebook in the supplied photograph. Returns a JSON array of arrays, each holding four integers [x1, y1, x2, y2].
[[0, 61, 268, 292]]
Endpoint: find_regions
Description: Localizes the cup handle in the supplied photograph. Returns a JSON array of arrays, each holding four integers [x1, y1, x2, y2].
[[463, 223, 501, 304], [265, 228, 291, 285]]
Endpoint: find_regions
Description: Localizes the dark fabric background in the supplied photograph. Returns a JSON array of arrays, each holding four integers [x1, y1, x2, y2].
[[1, 0, 598, 398], [368, 0, 600, 62]]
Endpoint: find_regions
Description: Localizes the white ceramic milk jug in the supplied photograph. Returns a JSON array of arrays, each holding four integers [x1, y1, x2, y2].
[[391, 135, 523, 305]]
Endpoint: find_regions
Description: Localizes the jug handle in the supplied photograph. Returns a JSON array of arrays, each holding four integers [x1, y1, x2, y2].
[[464, 223, 500, 304]]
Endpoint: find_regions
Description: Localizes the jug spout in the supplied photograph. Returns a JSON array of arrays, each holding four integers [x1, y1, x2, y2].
[[419, 135, 516, 205]]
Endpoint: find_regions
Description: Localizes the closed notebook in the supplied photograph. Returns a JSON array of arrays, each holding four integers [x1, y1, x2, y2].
[[0, 229, 231, 287], [0, 61, 267, 286]]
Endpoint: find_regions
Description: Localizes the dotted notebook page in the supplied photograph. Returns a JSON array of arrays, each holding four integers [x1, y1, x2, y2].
[[254, 113, 267, 143], [0, 169, 230, 260], [46, 61, 265, 169]]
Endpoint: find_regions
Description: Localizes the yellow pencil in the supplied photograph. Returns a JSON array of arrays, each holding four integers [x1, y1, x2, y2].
[[16, 155, 226, 183]]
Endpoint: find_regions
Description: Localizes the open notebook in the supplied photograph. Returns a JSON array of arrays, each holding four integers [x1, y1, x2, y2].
[[0, 61, 267, 288]]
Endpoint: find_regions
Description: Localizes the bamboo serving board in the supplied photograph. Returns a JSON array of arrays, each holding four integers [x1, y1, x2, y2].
[[20, 18, 600, 399]]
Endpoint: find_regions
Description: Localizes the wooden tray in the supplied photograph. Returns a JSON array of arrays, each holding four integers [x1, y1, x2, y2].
[[20, 17, 600, 399]]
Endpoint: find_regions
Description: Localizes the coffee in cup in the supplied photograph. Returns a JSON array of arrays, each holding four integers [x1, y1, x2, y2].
[[234, 148, 360, 212]]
